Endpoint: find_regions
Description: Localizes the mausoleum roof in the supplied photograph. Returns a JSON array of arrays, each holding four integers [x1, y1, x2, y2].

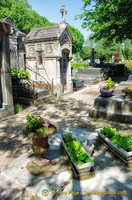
[[25, 25, 67, 42]]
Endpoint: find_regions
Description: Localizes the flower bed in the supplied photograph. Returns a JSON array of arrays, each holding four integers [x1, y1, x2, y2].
[[60, 132, 94, 177], [96, 127, 132, 166]]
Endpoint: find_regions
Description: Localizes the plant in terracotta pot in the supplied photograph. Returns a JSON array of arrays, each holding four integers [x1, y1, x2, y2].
[[23, 114, 56, 155], [99, 77, 117, 97], [122, 86, 132, 99]]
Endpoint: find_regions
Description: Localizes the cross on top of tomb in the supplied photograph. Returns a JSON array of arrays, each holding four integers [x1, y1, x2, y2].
[[60, 5, 67, 23]]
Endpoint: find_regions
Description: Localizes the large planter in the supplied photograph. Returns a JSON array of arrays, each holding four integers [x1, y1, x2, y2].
[[60, 135, 94, 177], [23, 124, 56, 155], [96, 129, 132, 166], [99, 87, 115, 97]]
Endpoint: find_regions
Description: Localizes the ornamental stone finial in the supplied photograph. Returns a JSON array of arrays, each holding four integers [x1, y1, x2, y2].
[[60, 5, 67, 23]]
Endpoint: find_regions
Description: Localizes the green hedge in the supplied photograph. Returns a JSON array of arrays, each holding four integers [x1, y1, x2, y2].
[[71, 63, 88, 69]]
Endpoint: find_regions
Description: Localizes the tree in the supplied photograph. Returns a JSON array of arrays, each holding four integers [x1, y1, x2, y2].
[[80, 46, 91, 60], [77, 0, 132, 42], [122, 39, 132, 60], [68, 25, 84, 54], [0, 0, 53, 33]]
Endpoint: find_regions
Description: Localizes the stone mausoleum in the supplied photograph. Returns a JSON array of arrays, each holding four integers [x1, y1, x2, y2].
[[25, 6, 73, 96]]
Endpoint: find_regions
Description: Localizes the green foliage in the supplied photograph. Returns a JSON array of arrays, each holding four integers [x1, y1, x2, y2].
[[0, 0, 53, 34], [122, 61, 132, 70], [63, 135, 92, 166], [111, 135, 132, 152], [71, 63, 88, 69], [100, 127, 132, 152], [68, 25, 84, 54], [122, 39, 132, 60], [100, 127, 116, 138], [11, 68, 30, 79], [36, 126, 48, 133], [79, 46, 91, 60], [15, 104, 23, 113], [63, 133, 74, 143], [77, 0, 132, 42], [102, 77, 117, 89], [26, 114, 45, 132]]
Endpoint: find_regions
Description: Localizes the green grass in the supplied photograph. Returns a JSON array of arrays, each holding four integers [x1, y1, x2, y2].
[[71, 63, 88, 69]]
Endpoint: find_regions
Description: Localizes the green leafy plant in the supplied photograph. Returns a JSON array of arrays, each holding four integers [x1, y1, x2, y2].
[[100, 127, 132, 152], [11, 68, 30, 80], [63, 134, 92, 166], [71, 63, 88, 69], [25, 114, 50, 133], [102, 77, 117, 89], [100, 127, 116, 138]]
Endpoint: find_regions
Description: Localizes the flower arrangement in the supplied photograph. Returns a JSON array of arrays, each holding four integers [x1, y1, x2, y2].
[[25, 114, 51, 134]]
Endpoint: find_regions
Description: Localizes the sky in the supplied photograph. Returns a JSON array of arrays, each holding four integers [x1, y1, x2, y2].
[[28, 0, 91, 40]]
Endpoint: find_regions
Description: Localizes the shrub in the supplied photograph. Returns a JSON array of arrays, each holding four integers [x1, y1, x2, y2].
[[71, 63, 88, 69]]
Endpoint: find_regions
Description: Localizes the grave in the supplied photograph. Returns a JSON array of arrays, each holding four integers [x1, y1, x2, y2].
[[72, 66, 103, 84], [0, 21, 14, 119], [2, 18, 26, 69], [89, 75, 132, 124], [25, 6, 73, 97]]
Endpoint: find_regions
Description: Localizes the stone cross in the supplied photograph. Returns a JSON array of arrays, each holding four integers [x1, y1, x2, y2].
[[60, 5, 67, 23], [90, 48, 96, 64]]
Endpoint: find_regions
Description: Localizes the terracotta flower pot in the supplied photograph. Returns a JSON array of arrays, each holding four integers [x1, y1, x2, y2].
[[23, 124, 56, 155], [32, 137, 49, 155]]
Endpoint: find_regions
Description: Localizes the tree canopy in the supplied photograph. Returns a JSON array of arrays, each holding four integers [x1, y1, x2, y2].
[[0, 0, 53, 33], [68, 25, 84, 54], [77, 0, 132, 42], [0, 0, 84, 54]]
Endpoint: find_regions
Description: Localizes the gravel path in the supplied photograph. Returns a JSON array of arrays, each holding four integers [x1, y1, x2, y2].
[[0, 83, 131, 170]]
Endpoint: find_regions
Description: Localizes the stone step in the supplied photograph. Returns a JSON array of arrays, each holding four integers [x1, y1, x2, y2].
[[94, 97, 132, 113], [89, 107, 132, 124], [14, 94, 54, 106]]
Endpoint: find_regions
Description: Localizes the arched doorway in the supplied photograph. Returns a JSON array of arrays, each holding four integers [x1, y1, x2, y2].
[[60, 49, 69, 92]]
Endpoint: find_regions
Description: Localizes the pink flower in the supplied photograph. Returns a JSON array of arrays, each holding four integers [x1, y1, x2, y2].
[[43, 120, 50, 127]]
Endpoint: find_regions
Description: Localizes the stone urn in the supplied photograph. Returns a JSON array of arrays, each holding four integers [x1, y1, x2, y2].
[[23, 124, 56, 155]]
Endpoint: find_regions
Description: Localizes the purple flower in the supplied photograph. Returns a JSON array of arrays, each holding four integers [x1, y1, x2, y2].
[[43, 120, 50, 127]]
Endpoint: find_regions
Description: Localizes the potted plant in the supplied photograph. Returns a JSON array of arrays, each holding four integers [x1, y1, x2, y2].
[[60, 127, 94, 176], [11, 67, 30, 84], [23, 114, 56, 155], [99, 77, 117, 97], [96, 127, 132, 166], [122, 86, 132, 99]]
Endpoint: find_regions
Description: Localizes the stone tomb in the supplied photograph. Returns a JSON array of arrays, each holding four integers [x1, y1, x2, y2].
[[72, 66, 102, 84], [89, 75, 132, 124], [0, 21, 14, 118], [25, 6, 73, 97]]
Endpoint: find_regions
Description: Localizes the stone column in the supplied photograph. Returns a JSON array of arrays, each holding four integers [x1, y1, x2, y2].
[[0, 21, 14, 118], [56, 57, 63, 97], [67, 57, 73, 93]]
